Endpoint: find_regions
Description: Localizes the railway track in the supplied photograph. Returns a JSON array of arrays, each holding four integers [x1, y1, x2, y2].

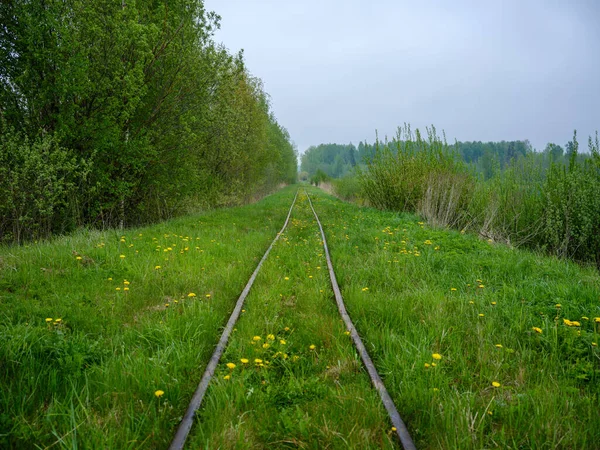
[[169, 189, 416, 450]]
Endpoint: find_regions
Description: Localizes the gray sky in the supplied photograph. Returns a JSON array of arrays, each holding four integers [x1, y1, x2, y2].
[[204, 0, 599, 153]]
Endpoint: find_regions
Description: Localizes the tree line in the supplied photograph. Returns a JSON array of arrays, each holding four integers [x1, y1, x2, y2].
[[301, 136, 588, 181], [0, 0, 297, 244]]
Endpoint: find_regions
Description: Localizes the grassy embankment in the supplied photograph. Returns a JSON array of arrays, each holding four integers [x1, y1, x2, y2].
[[1, 185, 599, 449], [0, 187, 297, 448]]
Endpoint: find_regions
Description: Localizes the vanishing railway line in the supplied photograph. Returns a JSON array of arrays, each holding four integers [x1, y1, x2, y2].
[[169, 189, 416, 450]]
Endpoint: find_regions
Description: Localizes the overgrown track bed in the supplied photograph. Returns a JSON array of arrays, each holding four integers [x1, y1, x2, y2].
[[182, 190, 409, 449]]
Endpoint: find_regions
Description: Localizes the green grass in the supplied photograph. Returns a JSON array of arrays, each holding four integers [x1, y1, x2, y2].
[[1, 185, 599, 449], [0, 187, 298, 449], [308, 186, 600, 449]]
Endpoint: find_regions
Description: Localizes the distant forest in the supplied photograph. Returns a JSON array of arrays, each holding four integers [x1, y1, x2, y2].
[[301, 138, 584, 180]]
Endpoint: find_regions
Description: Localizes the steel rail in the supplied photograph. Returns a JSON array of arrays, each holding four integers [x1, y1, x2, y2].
[[168, 189, 299, 450], [304, 189, 417, 450]]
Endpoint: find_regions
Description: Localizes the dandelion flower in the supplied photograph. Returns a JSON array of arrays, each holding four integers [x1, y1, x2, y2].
[[491, 302, 497, 305], [555, 304, 562, 308], [362, 287, 369, 292], [284, 327, 290, 332], [267, 334, 275, 340], [478, 284, 485, 288], [344, 331, 350, 336], [76, 256, 82, 260], [253, 336, 262, 341], [45, 318, 53, 322], [226, 363, 236, 370], [254, 358, 263, 364], [594, 317, 600, 323], [424, 363, 431, 368], [391, 426, 397, 432], [205, 294, 211, 298], [532, 327, 543, 334], [284, 277, 289, 280], [223, 375, 230, 380], [479, 313, 485, 317], [450, 288, 457, 292], [432, 353, 442, 360], [124, 287, 129, 291], [187, 293, 196, 297], [119, 254, 125, 259], [279, 340, 286, 345], [262, 343, 270, 349], [309, 344, 316, 350], [495, 344, 503, 348], [108, 277, 113, 281], [154, 390, 164, 398], [240, 358, 249, 364], [155, 266, 161, 270], [492, 381, 501, 388]]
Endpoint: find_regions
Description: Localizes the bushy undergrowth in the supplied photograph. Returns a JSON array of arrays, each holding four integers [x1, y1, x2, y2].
[[359, 125, 600, 270]]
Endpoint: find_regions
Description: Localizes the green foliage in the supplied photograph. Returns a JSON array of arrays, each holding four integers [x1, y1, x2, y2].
[[309, 169, 330, 186], [355, 125, 600, 270], [332, 175, 363, 203], [0, 0, 297, 243], [301, 143, 358, 178]]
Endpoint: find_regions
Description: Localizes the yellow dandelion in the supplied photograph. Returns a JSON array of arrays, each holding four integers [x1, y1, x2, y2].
[[424, 363, 431, 368], [362, 287, 369, 292], [495, 344, 503, 348], [478, 284, 485, 288], [431, 362, 437, 367], [479, 313, 485, 317], [254, 358, 263, 364], [582, 316, 589, 320], [240, 358, 249, 364], [450, 287, 457, 292], [75, 256, 82, 260], [226, 363, 236, 370], [279, 339, 286, 345], [155, 266, 161, 270], [432, 353, 442, 360], [205, 294, 211, 298], [592, 342, 597, 347], [284, 277, 289, 280], [309, 344, 316, 350], [391, 426, 397, 432], [124, 287, 129, 291], [119, 254, 125, 259], [492, 381, 501, 388], [532, 327, 543, 334], [284, 327, 290, 331], [187, 293, 196, 297], [108, 277, 113, 281], [344, 331, 350, 336], [555, 303, 562, 308], [267, 334, 275, 340], [594, 317, 600, 323], [491, 302, 497, 305], [154, 390, 164, 398], [262, 343, 270, 349], [223, 375, 230, 380], [253, 336, 262, 341], [45, 318, 53, 322]]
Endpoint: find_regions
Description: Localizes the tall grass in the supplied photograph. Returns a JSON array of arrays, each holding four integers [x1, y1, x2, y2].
[[358, 126, 600, 269]]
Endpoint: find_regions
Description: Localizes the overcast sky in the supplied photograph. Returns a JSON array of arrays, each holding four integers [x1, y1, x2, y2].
[[203, 0, 599, 153]]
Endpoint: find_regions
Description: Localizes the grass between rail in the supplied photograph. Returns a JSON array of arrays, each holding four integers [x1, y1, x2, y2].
[[186, 190, 396, 449], [308, 186, 600, 449]]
